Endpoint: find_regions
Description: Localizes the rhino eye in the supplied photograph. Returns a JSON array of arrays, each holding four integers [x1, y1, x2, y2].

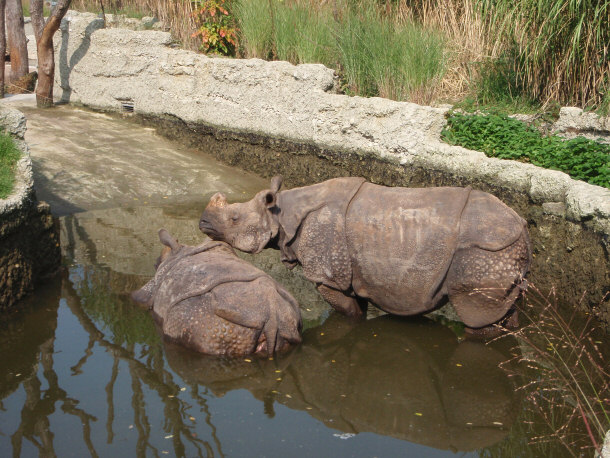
[[230, 214, 239, 223]]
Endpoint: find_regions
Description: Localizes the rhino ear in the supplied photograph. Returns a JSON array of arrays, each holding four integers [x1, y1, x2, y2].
[[270, 175, 283, 193], [158, 228, 180, 251], [260, 190, 277, 209], [259, 176, 282, 209]]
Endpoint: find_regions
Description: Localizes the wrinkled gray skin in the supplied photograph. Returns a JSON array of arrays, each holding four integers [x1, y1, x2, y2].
[[131, 229, 302, 356], [199, 176, 531, 331]]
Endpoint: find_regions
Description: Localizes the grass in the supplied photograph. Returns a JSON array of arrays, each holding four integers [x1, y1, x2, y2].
[[442, 112, 610, 188], [479, 0, 610, 110], [0, 131, 22, 199], [21, 0, 50, 17], [234, 0, 447, 103], [495, 286, 610, 457], [66, 0, 610, 113]]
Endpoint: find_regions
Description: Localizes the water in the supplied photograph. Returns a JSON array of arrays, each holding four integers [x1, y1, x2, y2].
[[0, 101, 596, 457], [0, 257, 520, 457]]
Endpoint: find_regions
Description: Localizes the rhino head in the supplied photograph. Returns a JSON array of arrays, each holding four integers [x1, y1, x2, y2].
[[199, 176, 283, 253]]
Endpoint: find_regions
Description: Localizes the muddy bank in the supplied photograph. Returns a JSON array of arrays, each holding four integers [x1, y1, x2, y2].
[[137, 113, 609, 321]]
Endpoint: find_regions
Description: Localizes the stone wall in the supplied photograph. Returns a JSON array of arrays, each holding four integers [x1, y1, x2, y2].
[[0, 106, 60, 312], [53, 12, 609, 320]]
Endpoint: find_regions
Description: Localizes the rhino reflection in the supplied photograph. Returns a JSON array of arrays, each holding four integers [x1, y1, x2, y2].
[[167, 315, 520, 452]]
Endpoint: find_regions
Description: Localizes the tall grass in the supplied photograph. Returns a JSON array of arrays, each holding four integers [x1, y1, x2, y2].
[[234, 0, 447, 103], [68, 0, 610, 110], [0, 132, 22, 199], [498, 286, 610, 456], [479, 0, 610, 109]]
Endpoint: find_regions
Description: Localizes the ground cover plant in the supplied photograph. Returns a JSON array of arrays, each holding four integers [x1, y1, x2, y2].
[[0, 131, 22, 199], [441, 112, 610, 188]]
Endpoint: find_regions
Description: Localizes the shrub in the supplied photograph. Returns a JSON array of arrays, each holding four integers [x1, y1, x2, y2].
[[191, 0, 238, 56], [441, 113, 610, 188], [0, 131, 22, 199]]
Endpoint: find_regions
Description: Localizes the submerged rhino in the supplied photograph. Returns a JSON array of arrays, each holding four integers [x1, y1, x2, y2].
[[131, 229, 302, 356], [199, 176, 532, 332]]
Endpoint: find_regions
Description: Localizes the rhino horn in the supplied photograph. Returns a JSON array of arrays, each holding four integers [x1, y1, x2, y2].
[[158, 228, 180, 251], [208, 192, 228, 208]]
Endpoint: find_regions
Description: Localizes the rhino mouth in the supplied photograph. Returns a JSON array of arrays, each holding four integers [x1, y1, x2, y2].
[[199, 219, 222, 239]]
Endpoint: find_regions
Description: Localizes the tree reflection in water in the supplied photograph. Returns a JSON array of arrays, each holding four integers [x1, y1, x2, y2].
[[1, 258, 526, 457]]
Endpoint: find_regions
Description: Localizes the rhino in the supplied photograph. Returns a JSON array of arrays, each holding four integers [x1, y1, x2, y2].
[[199, 176, 531, 332], [131, 229, 302, 356]]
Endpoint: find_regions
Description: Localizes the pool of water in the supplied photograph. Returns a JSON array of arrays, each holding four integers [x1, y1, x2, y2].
[[0, 101, 600, 457], [1, 204, 523, 457]]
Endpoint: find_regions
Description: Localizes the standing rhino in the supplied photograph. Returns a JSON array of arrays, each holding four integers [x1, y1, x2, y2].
[[199, 177, 531, 332], [131, 229, 302, 356]]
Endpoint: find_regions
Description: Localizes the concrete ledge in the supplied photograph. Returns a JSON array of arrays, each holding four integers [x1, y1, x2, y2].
[[53, 11, 609, 319], [0, 106, 60, 312]]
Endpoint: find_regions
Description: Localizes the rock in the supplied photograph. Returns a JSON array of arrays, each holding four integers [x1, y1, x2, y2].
[[0, 106, 27, 139], [598, 429, 610, 458], [553, 106, 610, 144]]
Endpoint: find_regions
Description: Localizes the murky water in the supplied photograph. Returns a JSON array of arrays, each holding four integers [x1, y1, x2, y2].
[[0, 101, 598, 457]]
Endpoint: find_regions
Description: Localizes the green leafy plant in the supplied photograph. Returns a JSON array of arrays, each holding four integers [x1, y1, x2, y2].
[[441, 112, 610, 188], [191, 0, 238, 56], [0, 131, 22, 199]]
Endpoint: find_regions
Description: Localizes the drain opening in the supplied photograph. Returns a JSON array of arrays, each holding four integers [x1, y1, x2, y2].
[[121, 101, 135, 113]]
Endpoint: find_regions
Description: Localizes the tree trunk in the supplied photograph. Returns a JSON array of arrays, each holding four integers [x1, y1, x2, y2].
[[0, 0, 6, 98], [5, 0, 28, 84], [36, 35, 55, 108], [31, 0, 72, 107]]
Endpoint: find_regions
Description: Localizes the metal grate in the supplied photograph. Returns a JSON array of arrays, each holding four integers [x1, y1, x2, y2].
[[120, 101, 135, 113]]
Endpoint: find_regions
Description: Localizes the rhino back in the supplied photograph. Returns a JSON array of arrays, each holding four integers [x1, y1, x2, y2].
[[346, 184, 471, 314], [162, 294, 261, 356], [152, 245, 265, 321]]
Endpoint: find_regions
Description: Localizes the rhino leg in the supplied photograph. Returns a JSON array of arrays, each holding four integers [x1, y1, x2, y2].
[[317, 284, 367, 318], [446, 231, 530, 329]]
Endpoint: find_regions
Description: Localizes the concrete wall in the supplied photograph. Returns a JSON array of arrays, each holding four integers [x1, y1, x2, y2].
[[0, 107, 60, 312], [53, 12, 609, 320]]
